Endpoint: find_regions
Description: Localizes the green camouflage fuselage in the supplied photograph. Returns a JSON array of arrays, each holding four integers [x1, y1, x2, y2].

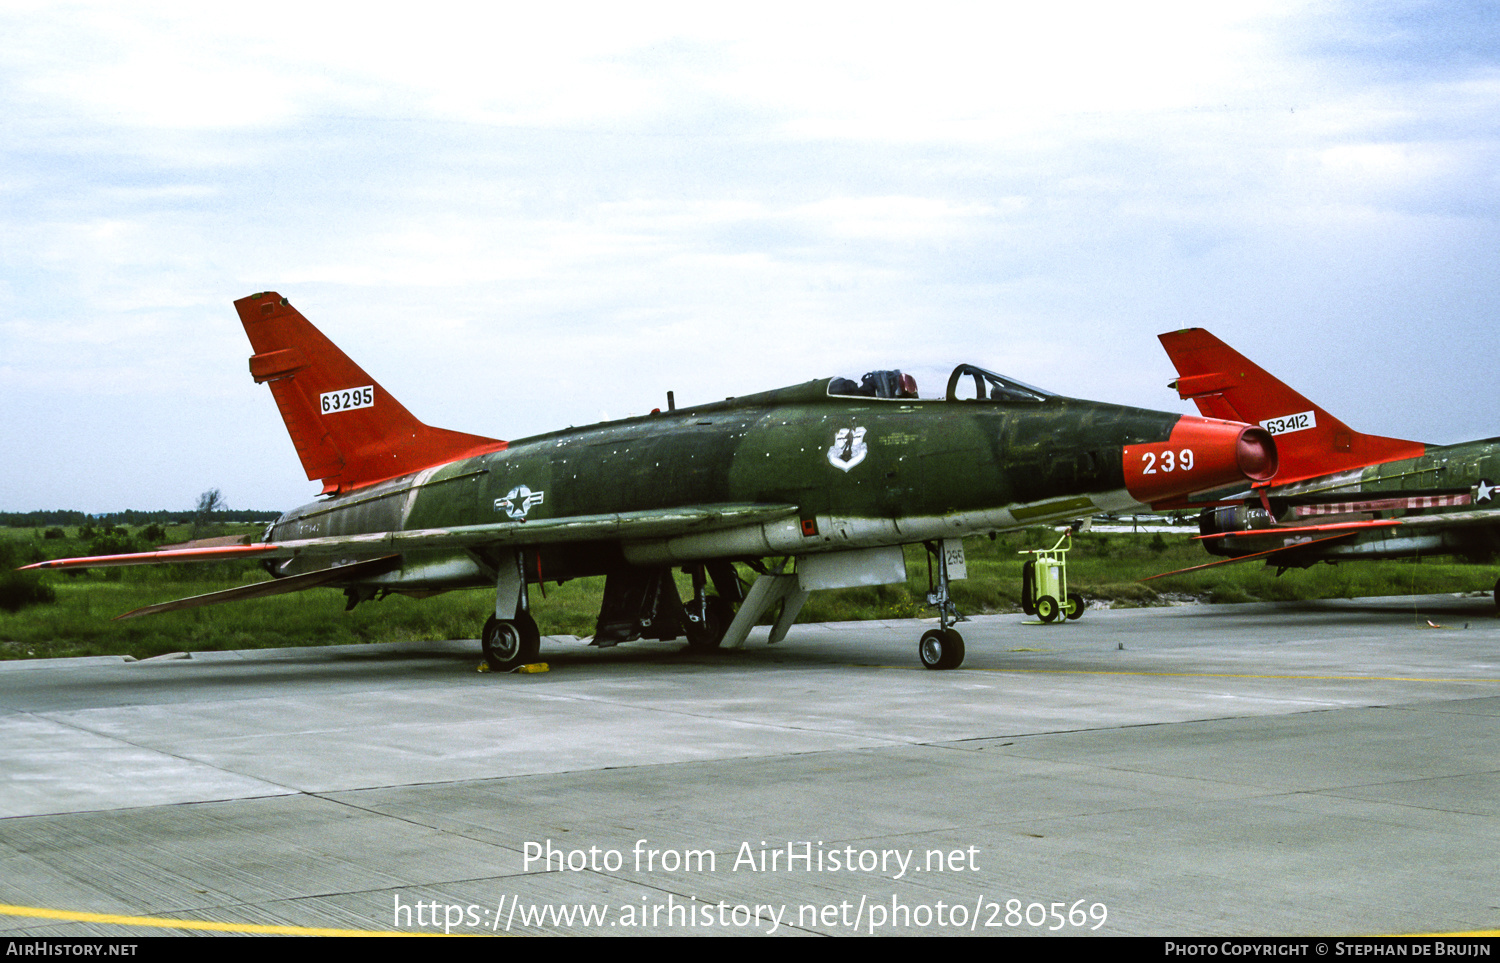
[[265, 379, 1183, 590]]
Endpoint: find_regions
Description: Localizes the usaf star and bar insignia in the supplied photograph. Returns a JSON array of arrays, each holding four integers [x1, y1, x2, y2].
[[496, 485, 545, 520]]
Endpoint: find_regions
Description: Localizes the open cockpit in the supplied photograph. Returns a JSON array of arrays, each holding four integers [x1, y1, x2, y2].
[[825, 365, 1057, 403]]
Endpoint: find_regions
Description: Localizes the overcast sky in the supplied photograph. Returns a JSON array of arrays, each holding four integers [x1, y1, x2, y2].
[[3, 2, 1498, 513]]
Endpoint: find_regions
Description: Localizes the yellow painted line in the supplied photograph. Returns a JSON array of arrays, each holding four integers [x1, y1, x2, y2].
[[0, 902, 455, 936], [1389, 930, 1500, 937], [963, 668, 1500, 683]]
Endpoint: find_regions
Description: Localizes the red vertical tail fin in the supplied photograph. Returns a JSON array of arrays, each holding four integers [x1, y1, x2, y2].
[[236, 292, 506, 494], [1158, 328, 1423, 485]]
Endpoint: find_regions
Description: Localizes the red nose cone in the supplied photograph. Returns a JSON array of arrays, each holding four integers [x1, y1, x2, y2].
[[1124, 417, 1280, 507], [1235, 427, 1278, 482]]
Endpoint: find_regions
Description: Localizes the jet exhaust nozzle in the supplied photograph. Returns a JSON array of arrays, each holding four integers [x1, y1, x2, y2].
[[1124, 418, 1280, 506], [1235, 426, 1278, 482]]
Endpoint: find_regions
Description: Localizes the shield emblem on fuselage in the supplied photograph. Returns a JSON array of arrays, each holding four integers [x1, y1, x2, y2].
[[828, 427, 868, 473]]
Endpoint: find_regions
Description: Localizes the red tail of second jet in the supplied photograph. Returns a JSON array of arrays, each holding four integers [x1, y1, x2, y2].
[[1158, 328, 1424, 486], [236, 292, 506, 495]]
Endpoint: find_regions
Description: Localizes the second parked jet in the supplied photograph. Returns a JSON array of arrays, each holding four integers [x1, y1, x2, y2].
[[1157, 327, 1500, 605]]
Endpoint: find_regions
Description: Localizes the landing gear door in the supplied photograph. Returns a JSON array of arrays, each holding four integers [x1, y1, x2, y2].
[[941, 539, 967, 581], [495, 550, 524, 620]]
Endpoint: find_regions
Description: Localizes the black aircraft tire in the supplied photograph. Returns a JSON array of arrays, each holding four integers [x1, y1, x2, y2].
[[482, 612, 542, 672], [1066, 592, 1085, 620], [1035, 595, 1060, 623], [1020, 560, 1037, 615], [686, 596, 734, 651], [919, 628, 965, 670]]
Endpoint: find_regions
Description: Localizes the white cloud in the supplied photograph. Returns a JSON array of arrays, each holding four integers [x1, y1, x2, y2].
[[3, 2, 1500, 509]]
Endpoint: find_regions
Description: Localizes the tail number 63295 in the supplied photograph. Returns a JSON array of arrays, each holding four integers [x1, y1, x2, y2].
[[320, 385, 375, 414]]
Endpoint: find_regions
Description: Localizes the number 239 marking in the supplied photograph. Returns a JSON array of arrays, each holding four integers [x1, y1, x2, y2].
[[1141, 449, 1194, 474]]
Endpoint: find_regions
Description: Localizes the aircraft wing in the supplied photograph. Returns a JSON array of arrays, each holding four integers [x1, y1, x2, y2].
[[23, 543, 281, 570], [1141, 532, 1362, 581], [1195, 518, 1401, 540], [270, 502, 800, 556], [114, 556, 401, 620], [22, 503, 800, 572]]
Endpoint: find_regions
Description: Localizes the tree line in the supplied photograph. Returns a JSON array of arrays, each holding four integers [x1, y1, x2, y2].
[[1, 509, 281, 528]]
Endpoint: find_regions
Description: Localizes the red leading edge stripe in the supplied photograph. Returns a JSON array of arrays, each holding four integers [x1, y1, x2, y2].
[[21, 544, 280, 571]]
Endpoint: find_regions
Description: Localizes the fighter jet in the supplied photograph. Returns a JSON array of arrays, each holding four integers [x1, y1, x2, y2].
[[1154, 328, 1500, 604], [25, 293, 1277, 670]]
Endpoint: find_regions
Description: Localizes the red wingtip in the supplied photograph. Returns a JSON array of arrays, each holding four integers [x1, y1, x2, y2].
[[21, 544, 280, 571]]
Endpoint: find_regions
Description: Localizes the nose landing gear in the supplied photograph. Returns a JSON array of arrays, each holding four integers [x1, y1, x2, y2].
[[920, 539, 969, 669]]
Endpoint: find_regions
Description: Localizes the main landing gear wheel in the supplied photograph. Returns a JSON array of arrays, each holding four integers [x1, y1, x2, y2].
[[919, 628, 965, 670], [1066, 592, 1085, 620], [685, 595, 734, 651], [1035, 595, 1061, 624], [482, 612, 541, 672]]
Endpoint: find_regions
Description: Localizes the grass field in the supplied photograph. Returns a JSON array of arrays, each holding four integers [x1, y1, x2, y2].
[[2, 522, 1495, 661]]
